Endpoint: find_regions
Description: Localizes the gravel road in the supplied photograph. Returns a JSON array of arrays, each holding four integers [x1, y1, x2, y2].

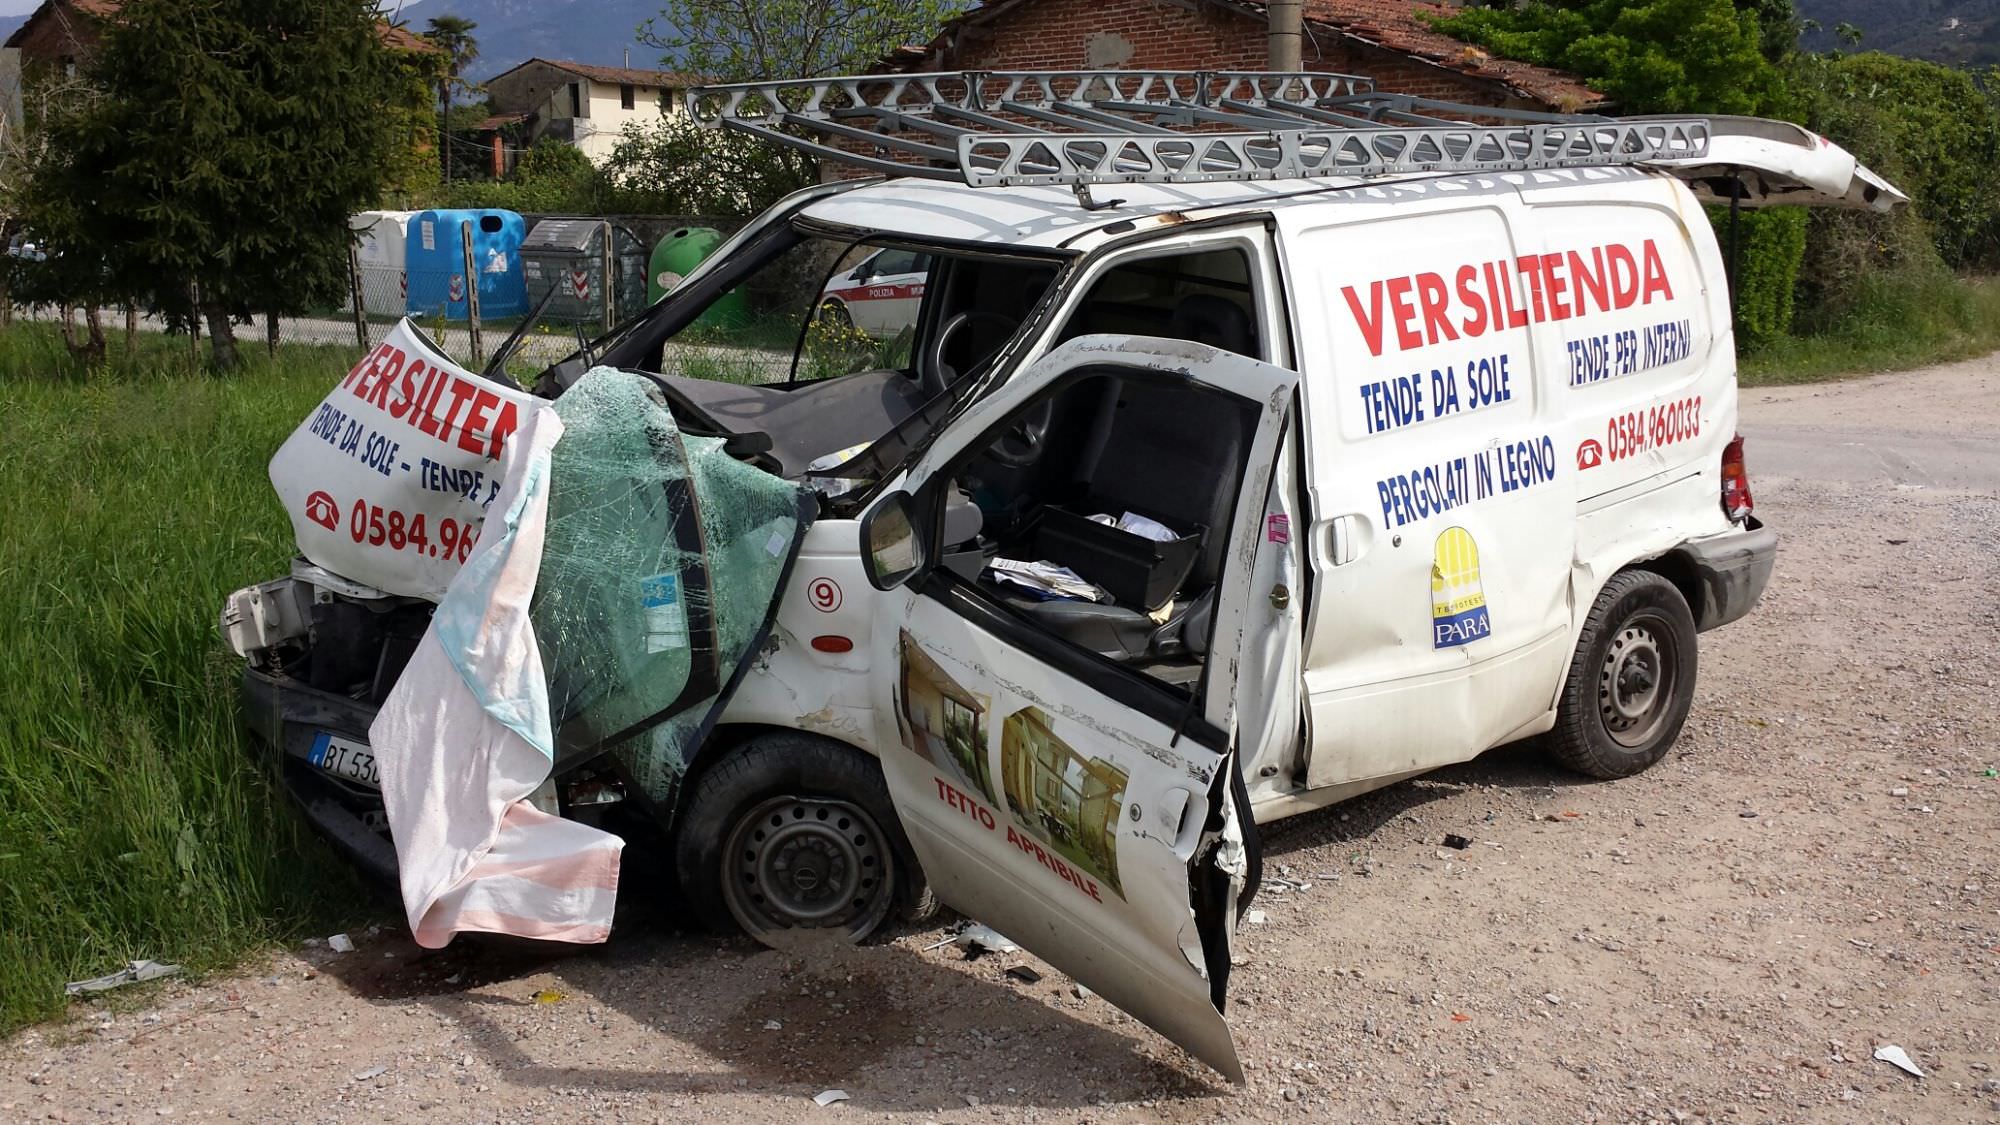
[[7, 357, 1999, 1124]]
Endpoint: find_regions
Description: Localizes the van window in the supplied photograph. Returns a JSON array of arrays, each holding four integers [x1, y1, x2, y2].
[[1059, 248, 1260, 359]]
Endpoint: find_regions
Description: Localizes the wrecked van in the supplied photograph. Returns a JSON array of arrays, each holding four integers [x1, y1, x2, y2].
[[223, 72, 1903, 1078]]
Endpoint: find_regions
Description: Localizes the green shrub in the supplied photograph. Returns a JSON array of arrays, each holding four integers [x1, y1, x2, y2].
[[1429, 0, 1794, 115], [1720, 206, 1807, 350], [1741, 273, 2000, 384], [1794, 52, 2000, 271], [433, 138, 608, 214]]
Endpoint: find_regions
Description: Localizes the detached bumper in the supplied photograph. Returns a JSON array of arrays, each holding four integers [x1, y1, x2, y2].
[[241, 667, 398, 885], [1680, 516, 1777, 632]]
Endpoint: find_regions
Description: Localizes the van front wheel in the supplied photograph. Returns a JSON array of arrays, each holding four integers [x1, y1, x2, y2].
[[1548, 570, 1698, 780], [676, 732, 936, 946]]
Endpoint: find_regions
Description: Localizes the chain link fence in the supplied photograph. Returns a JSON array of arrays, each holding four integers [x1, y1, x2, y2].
[[4, 213, 752, 381]]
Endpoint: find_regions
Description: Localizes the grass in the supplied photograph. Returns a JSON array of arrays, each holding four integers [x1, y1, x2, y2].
[[1740, 274, 2000, 385], [0, 324, 372, 1035]]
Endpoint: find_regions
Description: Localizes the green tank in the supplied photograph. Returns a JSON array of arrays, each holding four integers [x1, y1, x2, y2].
[[649, 227, 744, 332]]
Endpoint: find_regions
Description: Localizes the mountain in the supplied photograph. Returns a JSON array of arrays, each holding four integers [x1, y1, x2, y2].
[[1796, 1, 2000, 66], [0, 14, 28, 43], [390, 0, 673, 81]]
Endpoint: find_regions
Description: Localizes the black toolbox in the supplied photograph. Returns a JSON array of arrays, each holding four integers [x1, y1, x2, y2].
[[1031, 506, 1203, 611]]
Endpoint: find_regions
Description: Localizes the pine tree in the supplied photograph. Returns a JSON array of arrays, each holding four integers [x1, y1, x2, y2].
[[22, 0, 401, 369]]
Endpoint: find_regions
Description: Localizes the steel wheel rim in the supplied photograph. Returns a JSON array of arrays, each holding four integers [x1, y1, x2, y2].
[[721, 796, 894, 942], [1597, 612, 1676, 749]]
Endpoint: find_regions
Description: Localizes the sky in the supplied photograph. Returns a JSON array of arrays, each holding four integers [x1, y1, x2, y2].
[[0, 0, 39, 15]]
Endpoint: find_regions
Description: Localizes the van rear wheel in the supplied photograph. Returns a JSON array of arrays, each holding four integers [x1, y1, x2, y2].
[[1547, 570, 1698, 780], [676, 732, 936, 946]]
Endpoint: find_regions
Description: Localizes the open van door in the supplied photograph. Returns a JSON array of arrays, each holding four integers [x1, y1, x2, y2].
[[1640, 116, 1908, 211], [856, 336, 1296, 1082]]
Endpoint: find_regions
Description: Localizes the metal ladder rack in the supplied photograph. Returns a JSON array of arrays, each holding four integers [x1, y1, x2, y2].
[[689, 70, 1711, 199]]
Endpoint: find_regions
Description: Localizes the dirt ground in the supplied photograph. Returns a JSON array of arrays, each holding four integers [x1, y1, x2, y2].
[[7, 357, 1999, 1124]]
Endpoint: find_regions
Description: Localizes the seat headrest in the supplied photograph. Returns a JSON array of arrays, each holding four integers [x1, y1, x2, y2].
[[1172, 294, 1255, 358]]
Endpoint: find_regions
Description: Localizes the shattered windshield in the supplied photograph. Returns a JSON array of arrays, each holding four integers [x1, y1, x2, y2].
[[651, 226, 1058, 389], [600, 224, 1063, 482]]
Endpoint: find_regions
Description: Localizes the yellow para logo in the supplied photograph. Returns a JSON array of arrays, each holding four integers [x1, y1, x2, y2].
[[1431, 526, 1491, 648]]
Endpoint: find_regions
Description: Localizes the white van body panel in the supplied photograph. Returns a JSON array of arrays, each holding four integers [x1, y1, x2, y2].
[[1270, 170, 1733, 788], [720, 519, 884, 751]]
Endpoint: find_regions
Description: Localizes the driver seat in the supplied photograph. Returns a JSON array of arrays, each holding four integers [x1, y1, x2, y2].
[[997, 375, 1246, 662]]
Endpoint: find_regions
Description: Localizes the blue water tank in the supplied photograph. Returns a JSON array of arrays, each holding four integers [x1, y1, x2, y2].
[[404, 209, 528, 320]]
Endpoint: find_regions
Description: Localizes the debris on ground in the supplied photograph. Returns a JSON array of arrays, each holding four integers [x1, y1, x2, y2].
[[326, 934, 355, 954], [955, 924, 1019, 959], [1246, 909, 1269, 925], [532, 989, 565, 1005], [1873, 1044, 1924, 1078], [1442, 834, 1473, 850], [1003, 965, 1043, 985], [64, 960, 182, 997], [812, 1089, 850, 1106], [351, 1065, 387, 1082]]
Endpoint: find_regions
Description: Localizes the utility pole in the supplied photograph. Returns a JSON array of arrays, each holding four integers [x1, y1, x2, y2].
[[1268, 0, 1303, 72]]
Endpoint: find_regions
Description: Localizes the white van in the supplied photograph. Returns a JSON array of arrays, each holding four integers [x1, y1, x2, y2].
[[224, 72, 1902, 1079]]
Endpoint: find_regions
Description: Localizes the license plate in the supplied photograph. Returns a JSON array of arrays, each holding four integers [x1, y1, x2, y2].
[[308, 731, 380, 789]]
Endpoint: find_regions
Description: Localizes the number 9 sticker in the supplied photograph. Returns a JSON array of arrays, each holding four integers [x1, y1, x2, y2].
[[808, 578, 842, 613]]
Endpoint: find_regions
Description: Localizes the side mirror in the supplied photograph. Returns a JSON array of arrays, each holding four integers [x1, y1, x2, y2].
[[861, 489, 929, 591], [849, 264, 873, 283]]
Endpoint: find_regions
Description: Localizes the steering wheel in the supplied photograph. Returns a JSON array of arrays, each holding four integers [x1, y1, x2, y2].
[[985, 398, 1056, 468], [922, 310, 1019, 398]]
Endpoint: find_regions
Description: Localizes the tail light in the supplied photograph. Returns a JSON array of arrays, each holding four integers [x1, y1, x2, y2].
[[1721, 434, 1754, 521]]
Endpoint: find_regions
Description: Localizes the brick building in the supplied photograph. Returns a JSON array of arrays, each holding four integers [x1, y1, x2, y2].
[[881, 0, 1601, 113]]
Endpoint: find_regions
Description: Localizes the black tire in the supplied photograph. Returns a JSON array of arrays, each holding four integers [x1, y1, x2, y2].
[[816, 299, 853, 329], [1547, 569, 1698, 780], [675, 732, 937, 946]]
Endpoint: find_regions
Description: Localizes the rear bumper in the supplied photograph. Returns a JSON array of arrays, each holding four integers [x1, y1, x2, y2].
[[1680, 515, 1777, 632], [241, 667, 398, 886]]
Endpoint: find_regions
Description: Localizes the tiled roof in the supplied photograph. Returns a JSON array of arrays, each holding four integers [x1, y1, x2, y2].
[[879, 0, 1604, 110], [377, 22, 441, 54], [1291, 0, 1601, 109], [493, 57, 705, 90]]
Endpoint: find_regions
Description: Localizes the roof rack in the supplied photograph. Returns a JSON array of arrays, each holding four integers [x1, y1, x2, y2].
[[688, 70, 1711, 205]]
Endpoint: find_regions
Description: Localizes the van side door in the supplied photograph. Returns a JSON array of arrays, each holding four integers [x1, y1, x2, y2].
[[1276, 196, 1578, 788]]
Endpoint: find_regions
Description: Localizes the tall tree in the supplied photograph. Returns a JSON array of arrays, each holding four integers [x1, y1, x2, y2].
[[423, 15, 480, 182], [21, 0, 402, 369], [641, 0, 962, 81]]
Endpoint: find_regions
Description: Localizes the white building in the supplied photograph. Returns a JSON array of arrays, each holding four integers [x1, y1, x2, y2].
[[483, 57, 699, 168]]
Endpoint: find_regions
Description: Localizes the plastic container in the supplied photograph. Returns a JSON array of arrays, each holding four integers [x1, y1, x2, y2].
[[350, 211, 414, 317], [521, 219, 648, 325], [1031, 507, 1204, 611], [649, 226, 745, 330], [403, 209, 528, 320]]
